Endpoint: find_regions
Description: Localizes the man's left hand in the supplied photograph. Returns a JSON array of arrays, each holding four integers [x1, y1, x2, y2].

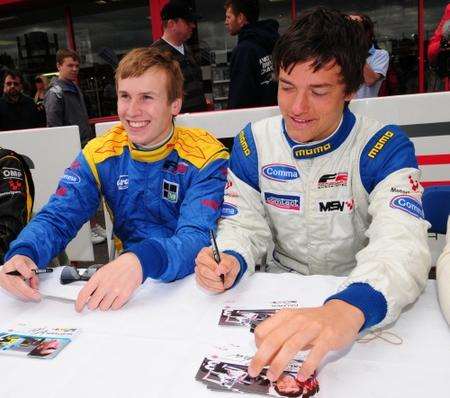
[[75, 252, 143, 312], [248, 300, 365, 382]]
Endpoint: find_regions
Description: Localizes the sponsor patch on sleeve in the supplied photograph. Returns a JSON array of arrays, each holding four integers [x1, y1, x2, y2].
[[389, 195, 424, 219], [62, 170, 81, 184], [221, 202, 239, 217]]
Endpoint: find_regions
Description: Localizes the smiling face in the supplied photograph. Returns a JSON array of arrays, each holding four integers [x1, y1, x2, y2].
[[278, 60, 353, 143], [117, 67, 182, 147]]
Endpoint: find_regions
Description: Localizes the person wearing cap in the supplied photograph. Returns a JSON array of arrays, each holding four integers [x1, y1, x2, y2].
[[152, 0, 207, 113]]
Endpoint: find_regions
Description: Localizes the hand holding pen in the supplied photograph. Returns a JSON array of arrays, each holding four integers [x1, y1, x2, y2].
[[194, 231, 241, 293], [0, 254, 42, 301]]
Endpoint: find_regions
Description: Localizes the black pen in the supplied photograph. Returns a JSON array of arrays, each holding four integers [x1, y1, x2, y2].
[[210, 229, 225, 285], [6, 268, 53, 277]]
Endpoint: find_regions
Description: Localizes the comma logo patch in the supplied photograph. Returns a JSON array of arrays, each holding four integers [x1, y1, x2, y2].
[[390, 195, 424, 219], [261, 164, 299, 182]]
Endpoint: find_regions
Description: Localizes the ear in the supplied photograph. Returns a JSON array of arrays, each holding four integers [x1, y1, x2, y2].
[[237, 12, 247, 26], [171, 97, 182, 116], [56, 63, 61, 72]]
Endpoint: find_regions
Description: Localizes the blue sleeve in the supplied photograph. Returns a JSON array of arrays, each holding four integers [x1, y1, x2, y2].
[[127, 154, 229, 282], [325, 283, 388, 330], [360, 125, 418, 194], [4, 153, 100, 267], [224, 250, 248, 288], [229, 123, 260, 192]]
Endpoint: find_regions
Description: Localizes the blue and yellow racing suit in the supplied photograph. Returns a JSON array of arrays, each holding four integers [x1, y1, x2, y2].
[[5, 124, 229, 282]]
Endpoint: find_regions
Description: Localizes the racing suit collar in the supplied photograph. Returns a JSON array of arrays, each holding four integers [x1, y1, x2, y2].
[[282, 108, 356, 160], [128, 126, 177, 163]]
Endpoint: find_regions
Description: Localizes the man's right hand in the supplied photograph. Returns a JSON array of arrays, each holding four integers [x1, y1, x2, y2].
[[0, 255, 41, 301], [195, 247, 240, 293]]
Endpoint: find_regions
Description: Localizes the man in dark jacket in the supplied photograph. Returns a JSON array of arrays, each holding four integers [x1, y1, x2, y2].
[[0, 147, 34, 263], [152, 0, 207, 113], [44, 49, 92, 147], [225, 0, 279, 109], [0, 70, 40, 131]]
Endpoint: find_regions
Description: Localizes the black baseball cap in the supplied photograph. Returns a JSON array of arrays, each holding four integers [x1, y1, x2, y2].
[[161, 1, 199, 22]]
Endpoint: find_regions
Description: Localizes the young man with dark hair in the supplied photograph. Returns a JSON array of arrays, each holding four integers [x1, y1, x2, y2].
[[195, 7, 430, 381], [44, 48, 92, 147], [152, 0, 207, 113], [350, 13, 389, 99], [0, 70, 40, 131], [0, 47, 228, 312], [224, 0, 279, 109]]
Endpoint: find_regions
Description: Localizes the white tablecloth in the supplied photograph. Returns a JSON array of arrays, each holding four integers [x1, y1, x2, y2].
[[0, 272, 449, 398]]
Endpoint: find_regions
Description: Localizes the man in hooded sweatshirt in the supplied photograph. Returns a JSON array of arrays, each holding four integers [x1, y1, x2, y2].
[[224, 0, 279, 109]]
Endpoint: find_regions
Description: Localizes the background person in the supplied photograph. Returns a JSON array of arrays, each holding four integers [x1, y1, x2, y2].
[[0, 70, 40, 131], [44, 48, 105, 244], [44, 49, 93, 147], [224, 0, 279, 109], [350, 13, 389, 99], [0, 47, 228, 313], [195, 7, 430, 383], [427, 2, 450, 91], [34, 74, 48, 126], [152, 0, 207, 113]]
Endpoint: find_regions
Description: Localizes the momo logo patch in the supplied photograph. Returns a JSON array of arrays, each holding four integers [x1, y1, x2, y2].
[[238, 131, 251, 156], [368, 130, 394, 159], [221, 203, 239, 217], [264, 192, 301, 212], [390, 195, 424, 219], [62, 170, 80, 184], [261, 164, 299, 182], [116, 175, 129, 190], [293, 143, 332, 159]]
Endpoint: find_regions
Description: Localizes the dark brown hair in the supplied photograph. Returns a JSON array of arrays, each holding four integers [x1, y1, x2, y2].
[[56, 48, 80, 65], [272, 7, 368, 94]]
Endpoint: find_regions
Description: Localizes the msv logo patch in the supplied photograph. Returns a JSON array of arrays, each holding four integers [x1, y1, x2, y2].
[[264, 192, 301, 212], [221, 202, 238, 217], [62, 170, 80, 184], [261, 164, 299, 182], [390, 195, 424, 219]]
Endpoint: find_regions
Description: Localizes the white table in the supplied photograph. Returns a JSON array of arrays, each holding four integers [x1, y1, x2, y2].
[[0, 272, 449, 398]]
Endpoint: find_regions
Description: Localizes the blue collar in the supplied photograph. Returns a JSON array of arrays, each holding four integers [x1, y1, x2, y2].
[[368, 45, 376, 55], [282, 108, 356, 160]]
